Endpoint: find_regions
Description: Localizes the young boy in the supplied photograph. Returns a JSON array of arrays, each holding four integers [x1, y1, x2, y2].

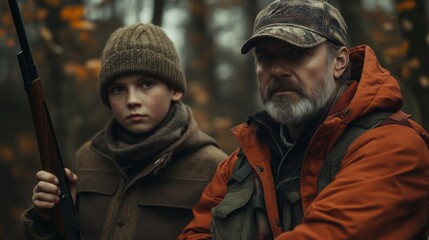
[[21, 23, 227, 239]]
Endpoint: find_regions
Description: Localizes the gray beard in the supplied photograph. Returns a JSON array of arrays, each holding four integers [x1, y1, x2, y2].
[[264, 74, 338, 125]]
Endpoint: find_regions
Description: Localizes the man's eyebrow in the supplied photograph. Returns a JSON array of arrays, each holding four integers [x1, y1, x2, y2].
[[254, 47, 269, 53]]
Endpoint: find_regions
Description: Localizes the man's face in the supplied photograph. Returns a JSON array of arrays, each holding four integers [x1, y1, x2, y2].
[[254, 38, 338, 125]]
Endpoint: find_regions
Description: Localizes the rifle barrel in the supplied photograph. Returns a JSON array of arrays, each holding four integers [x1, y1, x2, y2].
[[8, 0, 38, 82], [8, 0, 82, 239]]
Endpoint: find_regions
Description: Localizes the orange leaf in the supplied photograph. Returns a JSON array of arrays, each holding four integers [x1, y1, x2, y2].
[[60, 5, 84, 22], [6, 37, 15, 48], [419, 75, 429, 88], [383, 40, 409, 58], [16, 133, 36, 156], [401, 57, 420, 79], [44, 0, 61, 7], [2, 11, 13, 26], [63, 62, 89, 81], [189, 83, 210, 105], [0, 145, 15, 163], [11, 165, 30, 178], [0, 29, 6, 38], [396, 0, 416, 12], [36, 8, 48, 21]]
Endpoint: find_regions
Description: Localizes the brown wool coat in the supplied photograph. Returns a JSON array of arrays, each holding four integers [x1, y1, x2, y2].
[[22, 108, 227, 240]]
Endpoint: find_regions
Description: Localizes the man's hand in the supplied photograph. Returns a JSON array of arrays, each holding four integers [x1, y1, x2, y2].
[[32, 168, 78, 222]]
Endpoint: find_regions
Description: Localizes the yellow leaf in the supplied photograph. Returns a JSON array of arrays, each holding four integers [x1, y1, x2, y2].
[[85, 59, 101, 77], [63, 62, 89, 81], [39, 26, 53, 42], [39, 26, 63, 54], [420, 75, 429, 88], [70, 20, 95, 30]]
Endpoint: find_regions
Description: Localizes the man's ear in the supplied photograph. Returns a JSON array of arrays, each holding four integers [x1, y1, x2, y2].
[[334, 46, 349, 79], [171, 90, 183, 102]]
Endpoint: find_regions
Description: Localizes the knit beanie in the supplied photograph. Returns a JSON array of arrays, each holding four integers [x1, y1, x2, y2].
[[99, 23, 186, 107]]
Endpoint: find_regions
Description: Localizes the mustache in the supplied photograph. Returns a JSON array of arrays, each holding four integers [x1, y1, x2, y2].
[[265, 78, 305, 99]]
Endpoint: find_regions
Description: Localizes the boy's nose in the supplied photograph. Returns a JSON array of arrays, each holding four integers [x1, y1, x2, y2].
[[126, 90, 141, 107]]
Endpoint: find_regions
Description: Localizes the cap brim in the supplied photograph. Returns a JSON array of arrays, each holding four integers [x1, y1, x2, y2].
[[241, 25, 327, 54]]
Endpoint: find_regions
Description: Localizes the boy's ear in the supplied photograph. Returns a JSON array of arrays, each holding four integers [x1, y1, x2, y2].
[[171, 90, 183, 102], [333, 46, 349, 79]]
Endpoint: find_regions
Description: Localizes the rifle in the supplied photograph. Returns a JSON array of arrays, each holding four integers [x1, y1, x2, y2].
[[7, 0, 82, 239]]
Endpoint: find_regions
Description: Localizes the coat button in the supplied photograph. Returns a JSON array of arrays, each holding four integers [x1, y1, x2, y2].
[[341, 108, 351, 118], [117, 220, 124, 227], [256, 166, 264, 172]]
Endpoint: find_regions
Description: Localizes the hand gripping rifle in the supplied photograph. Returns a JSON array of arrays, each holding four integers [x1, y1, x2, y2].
[[8, 0, 82, 239]]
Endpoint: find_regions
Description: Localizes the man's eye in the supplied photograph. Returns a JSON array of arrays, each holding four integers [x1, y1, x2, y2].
[[289, 48, 307, 57], [258, 54, 273, 62]]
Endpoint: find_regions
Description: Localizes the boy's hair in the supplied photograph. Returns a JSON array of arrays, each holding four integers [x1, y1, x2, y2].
[[99, 23, 186, 107]]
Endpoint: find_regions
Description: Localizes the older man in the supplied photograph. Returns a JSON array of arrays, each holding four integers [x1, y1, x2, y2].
[[179, 0, 429, 239]]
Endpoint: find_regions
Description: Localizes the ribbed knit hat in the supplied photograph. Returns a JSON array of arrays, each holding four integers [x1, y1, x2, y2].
[[99, 23, 186, 107]]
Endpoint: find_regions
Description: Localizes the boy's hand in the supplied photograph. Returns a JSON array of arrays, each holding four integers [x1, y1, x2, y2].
[[32, 168, 78, 222]]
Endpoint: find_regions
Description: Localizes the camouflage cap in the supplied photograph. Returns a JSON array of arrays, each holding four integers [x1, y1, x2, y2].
[[241, 0, 348, 54]]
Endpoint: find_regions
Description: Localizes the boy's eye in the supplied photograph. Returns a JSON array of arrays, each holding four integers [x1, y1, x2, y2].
[[109, 85, 125, 94], [141, 81, 153, 88]]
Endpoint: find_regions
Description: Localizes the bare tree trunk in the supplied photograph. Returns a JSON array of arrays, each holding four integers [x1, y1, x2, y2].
[[331, 0, 373, 47], [152, 0, 165, 26], [184, 0, 217, 135], [40, 1, 70, 161], [232, 0, 261, 120], [395, 0, 429, 128]]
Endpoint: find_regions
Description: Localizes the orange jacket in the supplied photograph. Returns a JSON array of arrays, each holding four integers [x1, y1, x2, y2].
[[179, 45, 429, 240]]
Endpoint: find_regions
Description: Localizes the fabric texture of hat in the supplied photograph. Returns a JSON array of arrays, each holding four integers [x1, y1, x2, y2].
[[241, 0, 348, 54], [99, 23, 186, 107]]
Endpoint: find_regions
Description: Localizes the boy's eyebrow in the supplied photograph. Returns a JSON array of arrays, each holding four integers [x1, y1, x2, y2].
[[136, 75, 147, 81], [109, 81, 121, 86]]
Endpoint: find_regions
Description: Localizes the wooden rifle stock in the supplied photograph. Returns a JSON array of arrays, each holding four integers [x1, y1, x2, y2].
[[8, 0, 82, 239]]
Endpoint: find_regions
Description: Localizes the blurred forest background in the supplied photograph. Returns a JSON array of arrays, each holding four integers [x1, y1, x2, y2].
[[0, 0, 428, 238]]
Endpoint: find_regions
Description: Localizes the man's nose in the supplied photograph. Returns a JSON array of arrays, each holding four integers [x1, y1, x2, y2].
[[271, 58, 292, 78]]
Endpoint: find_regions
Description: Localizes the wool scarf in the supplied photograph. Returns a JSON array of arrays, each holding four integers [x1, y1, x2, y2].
[[94, 102, 189, 175]]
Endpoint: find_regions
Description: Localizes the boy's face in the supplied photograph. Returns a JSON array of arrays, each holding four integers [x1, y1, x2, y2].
[[108, 74, 183, 134]]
